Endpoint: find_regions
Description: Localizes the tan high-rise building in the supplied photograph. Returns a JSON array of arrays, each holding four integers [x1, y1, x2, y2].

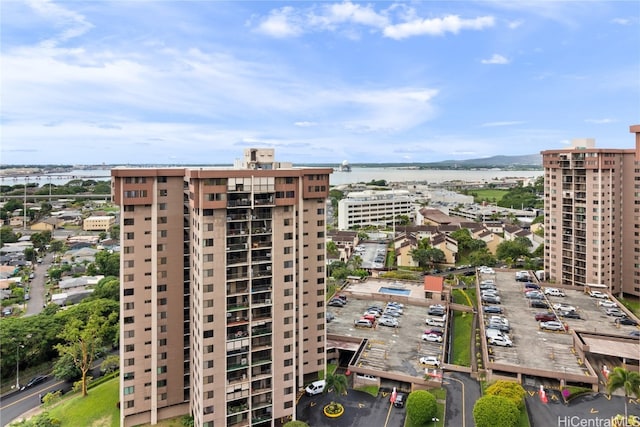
[[541, 125, 640, 297], [112, 149, 332, 427]]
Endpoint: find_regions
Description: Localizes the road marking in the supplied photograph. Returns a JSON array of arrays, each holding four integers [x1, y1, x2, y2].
[[590, 408, 599, 414], [358, 403, 366, 408], [604, 394, 611, 401], [310, 402, 316, 407], [383, 400, 393, 427]]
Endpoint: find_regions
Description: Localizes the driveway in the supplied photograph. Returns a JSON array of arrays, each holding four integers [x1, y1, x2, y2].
[[296, 389, 406, 427], [25, 252, 53, 317]]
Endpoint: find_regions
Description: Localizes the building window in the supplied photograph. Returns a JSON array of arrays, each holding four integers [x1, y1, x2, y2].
[[284, 359, 293, 366], [123, 372, 135, 381], [123, 386, 134, 395], [284, 386, 293, 395]]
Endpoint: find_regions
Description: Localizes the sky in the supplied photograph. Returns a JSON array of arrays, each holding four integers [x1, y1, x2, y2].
[[1, 1, 639, 165]]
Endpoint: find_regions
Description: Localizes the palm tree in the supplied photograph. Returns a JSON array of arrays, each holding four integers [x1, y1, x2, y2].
[[606, 367, 640, 422], [324, 372, 348, 397]]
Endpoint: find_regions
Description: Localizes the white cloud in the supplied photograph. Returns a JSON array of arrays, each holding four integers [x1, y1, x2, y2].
[[294, 121, 318, 127], [585, 118, 617, 124], [383, 15, 495, 39], [253, 3, 494, 40], [481, 54, 510, 64], [610, 18, 630, 25], [255, 6, 303, 38], [481, 121, 524, 127], [508, 20, 523, 29], [26, 0, 93, 47]]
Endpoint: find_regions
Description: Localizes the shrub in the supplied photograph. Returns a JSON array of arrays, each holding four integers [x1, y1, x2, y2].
[[406, 390, 437, 427], [473, 395, 518, 427], [485, 380, 526, 409]]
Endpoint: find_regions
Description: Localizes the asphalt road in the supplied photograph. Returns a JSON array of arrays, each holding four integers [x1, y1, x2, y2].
[[443, 372, 481, 427], [0, 376, 72, 426], [24, 252, 53, 317]]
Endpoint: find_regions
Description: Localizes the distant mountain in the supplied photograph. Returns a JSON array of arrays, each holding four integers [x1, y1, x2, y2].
[[426, 154, 542, 169]]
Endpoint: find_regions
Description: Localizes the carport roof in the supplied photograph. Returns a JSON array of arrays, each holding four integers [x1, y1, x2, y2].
[[326, 337, 362, 352], [581, 335, 640, 361]]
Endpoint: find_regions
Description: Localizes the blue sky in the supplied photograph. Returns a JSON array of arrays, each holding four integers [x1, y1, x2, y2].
[[1, 1, 638, 165]]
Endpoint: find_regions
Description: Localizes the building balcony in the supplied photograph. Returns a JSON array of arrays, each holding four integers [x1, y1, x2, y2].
[[227, 329, 249, 340], [252, 326, 272, 337]]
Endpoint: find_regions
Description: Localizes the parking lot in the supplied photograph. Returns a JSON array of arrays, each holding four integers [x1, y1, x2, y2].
[[327, 295, 445, 381], [354, 242, 388, 269], [478, 269, 640, 381]]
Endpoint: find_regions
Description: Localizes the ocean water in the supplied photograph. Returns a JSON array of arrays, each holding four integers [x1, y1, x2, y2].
[[1, 167, 543, 187]]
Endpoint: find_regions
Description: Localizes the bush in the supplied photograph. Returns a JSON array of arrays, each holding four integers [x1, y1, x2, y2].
[[473, 395, 518, 427], [485, 380, 526, 409], [406, 390, 437, 427]]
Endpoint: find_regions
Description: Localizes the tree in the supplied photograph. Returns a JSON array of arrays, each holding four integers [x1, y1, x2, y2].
[[410, 238, 445, 271], [0, 226, 18, 246], [324, 372, 348, 397], [350, 255, 363, 270], [101, 354, 119, 374], [90, 276, 120, 301], [606, 367, 640, 422], [54, 305, 116, 397], [283, 421, 309, 427], [23, 247, 36, 262], [50, 239, 65, 253], [473, 394, 518, 427], [496, 237, 532, 262], [485, 380, 526, 410], [405, 390, 437, 426], [326, 241, 339, 257], [52, 352, 82, 381], [94, 251, 120, 276]]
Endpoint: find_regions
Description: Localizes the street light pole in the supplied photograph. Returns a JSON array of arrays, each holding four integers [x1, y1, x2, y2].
[[16, 343, 24, 389], [432, 417, 439, 427]]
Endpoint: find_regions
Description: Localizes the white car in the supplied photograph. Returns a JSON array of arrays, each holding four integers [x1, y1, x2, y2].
[[421, 333, 443, 342], [553, 303, 576, 312], [488, 335, 513, 347], [419, 356, 441, 367], [589, 290, 608, 299], [598, 300, 617, 308], [378, 317, 399, 327], [544, 288, 566, 297], [540, 321, 567, 331], [488, 315, 509, 327]]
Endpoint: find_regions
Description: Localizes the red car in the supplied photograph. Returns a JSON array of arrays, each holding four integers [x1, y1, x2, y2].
[[535, 312, 557, 322]]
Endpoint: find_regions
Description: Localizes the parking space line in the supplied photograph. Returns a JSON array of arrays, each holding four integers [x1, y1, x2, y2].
[[383, 399, 393, 427]]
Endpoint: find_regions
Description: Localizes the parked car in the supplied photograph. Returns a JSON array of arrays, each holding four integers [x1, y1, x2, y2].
[[544, 288, 565, 297], [540, 321, 567, 331], [589, 290, 608, 299], [559, 310, 581, 319], [425, 316, 446, 327], [362, 313, 377, 323], [488, 335, 513, 347], [424, 327, 443, 336], [615, 317, 638, 326], [487, 322, 510, 333], [483, 305, 503, 314], [480, 279, 495, 286], [606, 308, 626, 317], [421, 333, 443, 342], [325, 312, 335, 322], [419, 356, 441, 367], [328, 299, 345, 307], [354, 318, 373, 328], [481, 295, 501, 304], [364, 310, 381, 318], [21, 375, 48, 391], [378, 317, 399, 327], [481, 289, 499, 297], [305, 380, 326, 396], [393, 392, 406, 408], [383, 308, 401, 317], [553, 303, 576, 312], [387, 302, 404, 309], [488, 315, 509, 327], [525, 290, 544, 300], [523, 282, 540, 290], [535, 312, 557, 322], [428, 305, 446, 316], [479, 283, 497, 290], [629, 330, 640, 338], [529, 300, 549, 309], [2, 307, 14, 317], [598, 300, 617, 308]]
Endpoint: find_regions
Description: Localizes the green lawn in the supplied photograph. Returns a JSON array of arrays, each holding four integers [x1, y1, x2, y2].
[[451, 311, 473, 366], [518, 406, 531, 427], [47, 377, 119, 427], [618, 296, 640, 317], [468, 189, 508, 204]]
